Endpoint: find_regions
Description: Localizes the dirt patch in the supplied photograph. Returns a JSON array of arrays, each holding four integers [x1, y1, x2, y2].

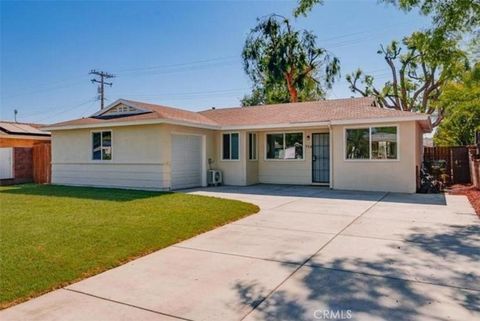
[[448, 184, 480, 218]]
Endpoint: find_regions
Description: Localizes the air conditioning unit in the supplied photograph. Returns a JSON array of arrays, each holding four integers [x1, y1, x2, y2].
[[207, 170, 223, 186]]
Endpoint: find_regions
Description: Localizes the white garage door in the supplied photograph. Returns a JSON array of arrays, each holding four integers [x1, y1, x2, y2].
[[171, 134, 203, 190], [0, 148, 14, 179]]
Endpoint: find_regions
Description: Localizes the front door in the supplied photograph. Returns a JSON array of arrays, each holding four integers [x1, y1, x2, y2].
[[312, 133, 330, 184]]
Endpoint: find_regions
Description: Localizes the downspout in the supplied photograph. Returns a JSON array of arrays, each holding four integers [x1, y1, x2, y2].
[[329, 124, 334, 189]]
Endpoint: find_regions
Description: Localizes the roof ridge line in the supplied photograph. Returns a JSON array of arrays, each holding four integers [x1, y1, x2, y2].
[[198, 96, 375, 113]]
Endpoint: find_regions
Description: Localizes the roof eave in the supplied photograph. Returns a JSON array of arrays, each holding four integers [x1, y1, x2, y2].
[[330, 114, 430, 126], [0, 128, 51, 137], [90, 99, 151, 117], [44, 113, 432, 132], [219, 115, 432, 130], [420, 116, 433, 133], [220, 121, 331, 131], [43, 118, 220, 131], [0, 133, 51, 140]]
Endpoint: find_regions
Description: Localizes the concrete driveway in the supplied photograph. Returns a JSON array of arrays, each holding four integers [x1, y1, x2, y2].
[[2, 185, 479, 321]]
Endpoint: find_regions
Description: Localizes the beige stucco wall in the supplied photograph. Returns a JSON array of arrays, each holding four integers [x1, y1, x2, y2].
[[214, 128, 330, 186], [257, 128, 329, 185], [214, 131, 246, 185], [51, 124, 216, 190], [223, 123, 422, 192], [213, 130, 259, 185], [51, 120, 423, 193], [331, 121, 419, 193], [52, 125, 168, 189]]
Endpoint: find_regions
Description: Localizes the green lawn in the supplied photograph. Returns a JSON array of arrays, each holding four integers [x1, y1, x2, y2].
[[0, 184, 259, 308]]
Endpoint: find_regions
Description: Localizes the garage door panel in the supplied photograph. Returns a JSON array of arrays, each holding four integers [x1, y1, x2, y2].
[[171, 135, 203, 190]]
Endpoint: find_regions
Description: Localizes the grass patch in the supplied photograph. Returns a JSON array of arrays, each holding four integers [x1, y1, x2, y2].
[[0, 184, 259, 308]]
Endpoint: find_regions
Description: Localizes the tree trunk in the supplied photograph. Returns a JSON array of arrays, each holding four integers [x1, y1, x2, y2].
[[288, 86, 298, 102], [285, 72, 298, 102]]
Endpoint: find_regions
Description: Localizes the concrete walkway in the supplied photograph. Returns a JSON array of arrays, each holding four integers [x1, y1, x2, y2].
[[2, 185, 479, 321]]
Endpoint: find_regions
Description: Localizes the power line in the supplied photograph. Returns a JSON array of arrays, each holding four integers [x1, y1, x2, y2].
[[80, 100, 101, 118], [161, 94, 245, 103], [116, 60, 240, 79], [122, 88, 248, 99], [1, 27, 407, 101], [90, 70, 115, 109], [22, 98, 97, 122], [317, 22, 410, 44], [3, 21, 415, 100], [116, 55, 238, 74], [3, 57, 239, 99], [3, 79, 86, 100]]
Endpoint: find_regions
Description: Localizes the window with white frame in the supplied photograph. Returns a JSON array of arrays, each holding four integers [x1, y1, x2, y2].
[[266, 132, 303, 160], [222, 133, 239, 160], [92, 131, 112, 160], [248, 133, 257, 160], [345, 126, 398, 160]]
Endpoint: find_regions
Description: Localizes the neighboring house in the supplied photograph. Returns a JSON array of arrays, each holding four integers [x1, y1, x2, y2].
[[0, 121, 51, 184], [0, 121, 51, 147], [44, 97, 431, 193]]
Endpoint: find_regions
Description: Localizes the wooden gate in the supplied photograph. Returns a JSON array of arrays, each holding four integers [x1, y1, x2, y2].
[[33, 143, 51, 184], [424, 146, 471, 185]]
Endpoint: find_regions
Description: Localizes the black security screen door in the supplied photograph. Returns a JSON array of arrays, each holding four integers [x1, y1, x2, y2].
[[312, 133, 330, 183]]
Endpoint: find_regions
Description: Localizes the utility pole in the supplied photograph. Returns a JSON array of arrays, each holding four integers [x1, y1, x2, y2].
[[89, 70, 115, 109]]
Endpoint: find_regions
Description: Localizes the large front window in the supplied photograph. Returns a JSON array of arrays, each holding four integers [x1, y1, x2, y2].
[[92, 131, 112, 160], [346, 126, 398, 160], [371, 126, 398, 159], [266, 132, 303, 160], [222, 133, 239, 160], [346, 128, 369, 159]]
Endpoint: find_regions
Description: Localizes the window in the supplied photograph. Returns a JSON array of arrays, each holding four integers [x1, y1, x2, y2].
[[92, 131, 112, 160], [346, 128, 370, 159], [371, 126, 398, 159], [248, 133, 257, 160], [266, 132, 303, 160], [222, 133, 239, 160], [345, 126, 398, 160]]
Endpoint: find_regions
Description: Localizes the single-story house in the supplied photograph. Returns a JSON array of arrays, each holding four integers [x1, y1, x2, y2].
[[44, 97, 431, 193], [0, 121, 51, 184], [0, 121, 51, 148]]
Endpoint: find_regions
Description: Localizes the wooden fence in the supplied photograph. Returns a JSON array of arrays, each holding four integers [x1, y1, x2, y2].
[[424, 146, 471, 185], [33, 143, 51, 184]]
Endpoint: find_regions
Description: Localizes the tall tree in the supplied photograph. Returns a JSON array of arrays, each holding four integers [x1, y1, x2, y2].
[[241, 14, 340, 106], [295, 0, 480, 34], [295, 0, 480, 126], [294, 0, 324, 17], [346, 31, 468, 127], [434, 63, 480, 146], [295, 0, 479, 57], [381, 0, 480, 35], [294, 0, 474, 127]]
